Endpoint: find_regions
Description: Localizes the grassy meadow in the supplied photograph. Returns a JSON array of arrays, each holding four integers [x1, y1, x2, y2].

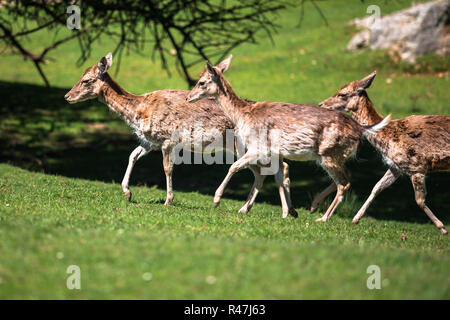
[[0, 0, 449, 299]]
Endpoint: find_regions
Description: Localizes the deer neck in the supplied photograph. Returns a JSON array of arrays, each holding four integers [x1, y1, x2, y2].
[[98, 73, 139, 125], [352, 93, 383, 126], [215, 76, 249, 125]]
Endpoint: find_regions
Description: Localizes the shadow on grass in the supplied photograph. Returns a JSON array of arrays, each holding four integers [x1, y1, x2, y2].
[[0, 80, 448, 225]]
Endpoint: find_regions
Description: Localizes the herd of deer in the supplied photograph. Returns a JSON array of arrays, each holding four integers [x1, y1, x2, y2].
[[64, 53, 449, 235]]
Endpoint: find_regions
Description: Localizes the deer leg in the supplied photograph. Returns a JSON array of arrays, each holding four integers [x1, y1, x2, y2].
[[162, 144, 175, 206], [121, 145, 149, 201], [310, 183, 336, 213], [411, 173, 447, 235], [281, 162, 298, 217], [311, 168, 350, 213], [238, 161, 296, 216], [316, 160, 350, 222], [214, 152, 258, 208], [353, 168, 399, 223], [238, 165, 266, 214], [274, 165, 293, 218], [282, 162, 291, 206]]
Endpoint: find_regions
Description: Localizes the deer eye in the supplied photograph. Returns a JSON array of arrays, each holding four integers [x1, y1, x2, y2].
[[199, 81, 205, 86], [338, 93, 346, 98], [82, 80, 90, 84]]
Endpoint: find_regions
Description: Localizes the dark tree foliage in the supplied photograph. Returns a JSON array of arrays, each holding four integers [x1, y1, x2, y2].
[[0, 0, 301, 87]]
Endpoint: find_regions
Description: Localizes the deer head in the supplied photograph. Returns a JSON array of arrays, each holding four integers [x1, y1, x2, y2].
[[186, 55, 232, 103], [64, 53, 113, 104], [319, 71, 377, 112]]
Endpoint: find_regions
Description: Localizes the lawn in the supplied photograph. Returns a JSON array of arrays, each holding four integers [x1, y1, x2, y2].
[[0, 0, 449, 299]]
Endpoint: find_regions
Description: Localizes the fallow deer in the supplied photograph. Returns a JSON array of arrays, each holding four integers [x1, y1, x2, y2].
[[186, 56, 391, 220], [319, 71, 449, 234], [64, 53, 295, 215]]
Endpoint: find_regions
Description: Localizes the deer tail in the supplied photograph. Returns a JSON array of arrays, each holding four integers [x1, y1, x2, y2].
[[363, 113, 391, 136]]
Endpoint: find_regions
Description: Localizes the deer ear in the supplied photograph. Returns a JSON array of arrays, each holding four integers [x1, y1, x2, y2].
[[358, 71, 376, 90], [98, 53, 113, 74], [206, 61, 217, 76], [217, 54, 232, 73]]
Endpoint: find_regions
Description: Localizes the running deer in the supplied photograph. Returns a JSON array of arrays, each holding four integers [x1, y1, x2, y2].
[[319, 71, 449, 234], [64, 53, 294, 214], [186, 56, 391, 220]]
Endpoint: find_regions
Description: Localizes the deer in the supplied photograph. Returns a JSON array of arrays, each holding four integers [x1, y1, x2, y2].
[[64, 53, 296, 215], [186, 55, 391, 221], [319, 71, 449, 234]]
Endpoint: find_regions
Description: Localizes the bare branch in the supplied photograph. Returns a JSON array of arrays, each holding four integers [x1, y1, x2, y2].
[[0, 0, 310, 86]]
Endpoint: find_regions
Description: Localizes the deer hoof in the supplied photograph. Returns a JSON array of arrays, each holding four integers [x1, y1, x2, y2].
[[440, 228, 448, 235], [352, 218, 360, 224], [213, 195, 222, 208], [164, 194, 174, 206], [289, 208, 298, 218], [315, 217, 327, 222], [310, 206, 317, 214], [238, 206, 249, 214], [123, 190, 132, 201]]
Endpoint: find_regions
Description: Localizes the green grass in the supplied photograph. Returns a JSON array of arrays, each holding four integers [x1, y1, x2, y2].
[[1, 164, 449, 299], [0, 0, 449, 299]]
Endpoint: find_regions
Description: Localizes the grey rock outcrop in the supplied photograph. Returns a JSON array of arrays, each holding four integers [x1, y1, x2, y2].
[[348, 0, 450, 62]]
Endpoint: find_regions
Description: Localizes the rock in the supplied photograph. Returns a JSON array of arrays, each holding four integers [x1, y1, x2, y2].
[[348, 29, 371, 50], [347, 0, 450, 63]]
